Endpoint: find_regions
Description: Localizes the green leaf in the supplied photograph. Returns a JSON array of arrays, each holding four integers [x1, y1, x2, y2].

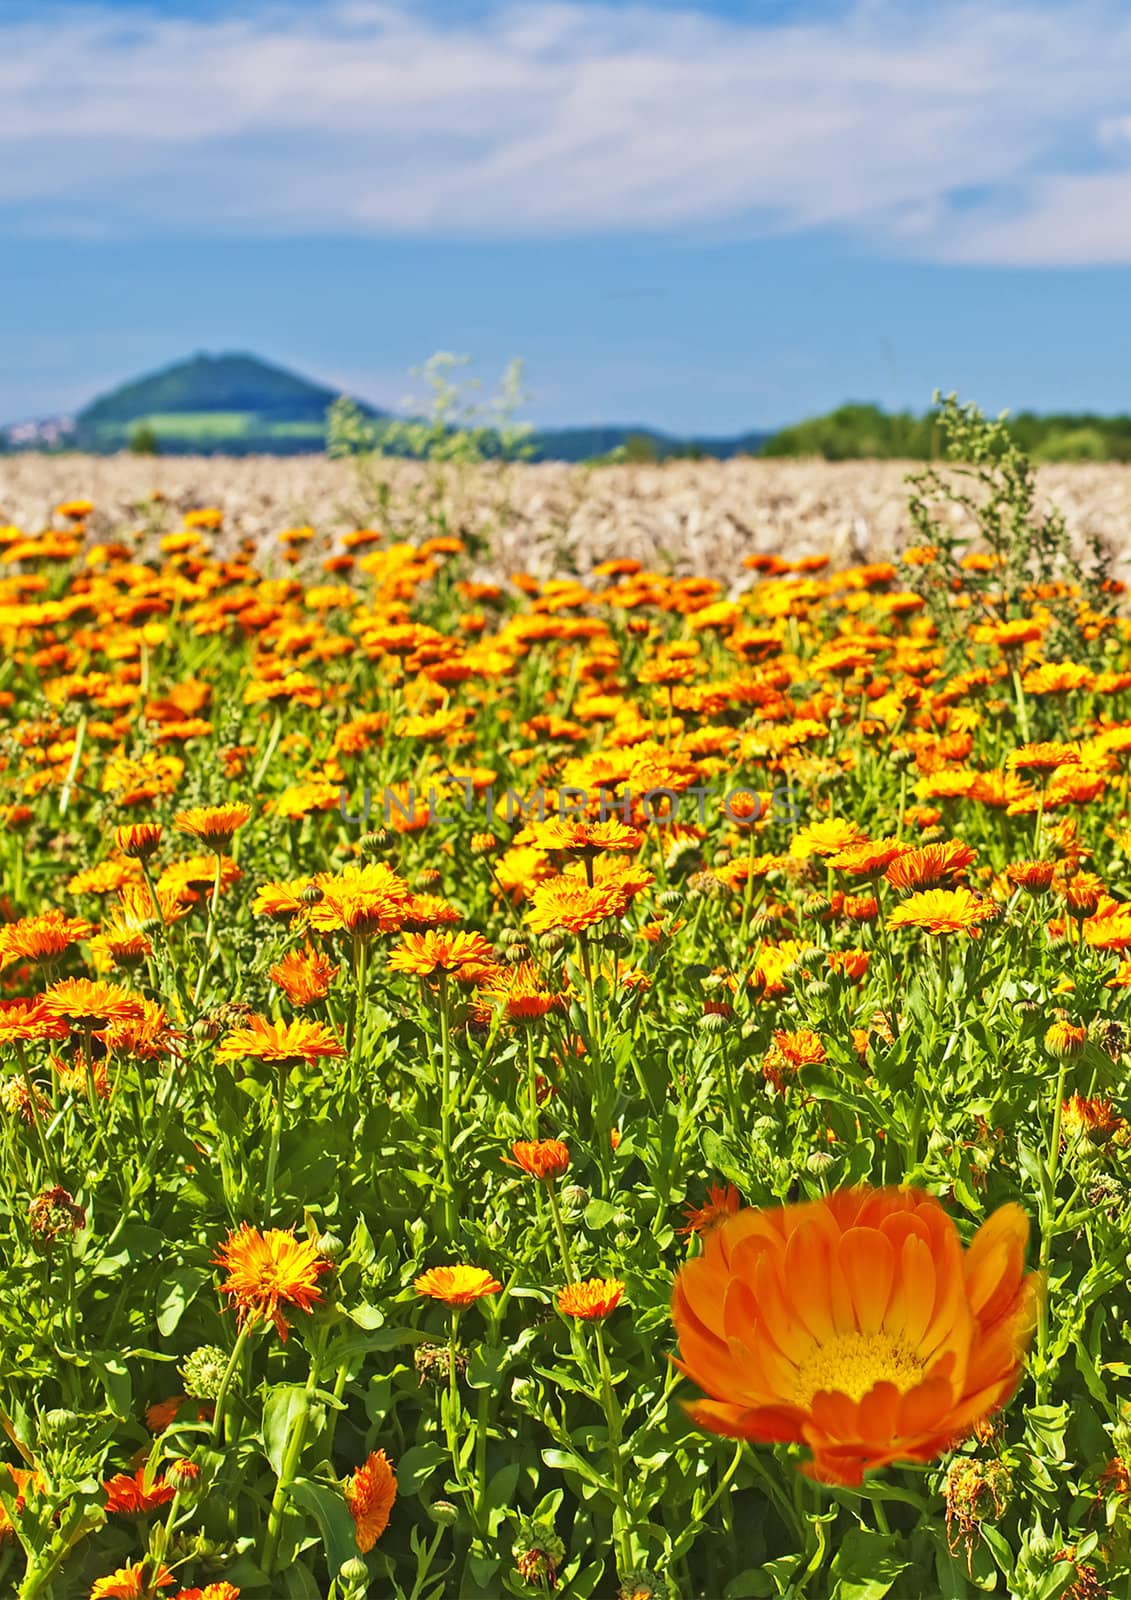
[[262, 1384, 312, 1477], [156, 1265, 208, 1337], [829, 1529, 911, 1600], [289, 1476, 359, 1578], [397, 1442, 448, 1498], [583, 1198, 617, 1229], [89, 1354, 132, 1419]]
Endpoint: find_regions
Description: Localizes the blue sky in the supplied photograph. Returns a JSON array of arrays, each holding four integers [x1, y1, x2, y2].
[[4, 0, 1131, 432]]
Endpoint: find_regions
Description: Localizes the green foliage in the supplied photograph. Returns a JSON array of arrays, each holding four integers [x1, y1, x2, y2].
[[763, 399, 1131, 462], [904, 391, 1115, 656], [128, 423, 161, 457], [761, 402, 938, 460]]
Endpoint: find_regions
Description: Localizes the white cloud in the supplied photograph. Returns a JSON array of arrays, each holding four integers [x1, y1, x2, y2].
[[5, 0, 1131, 262]]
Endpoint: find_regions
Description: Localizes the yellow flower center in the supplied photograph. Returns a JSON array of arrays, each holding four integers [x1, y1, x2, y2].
[[794, 1331, 926, 1406]]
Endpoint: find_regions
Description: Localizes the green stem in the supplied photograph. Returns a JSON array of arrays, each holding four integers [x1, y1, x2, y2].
[[261, 1322, 328, 1575], [263, 1063, 288, 1221], [58, 713, 87, 816], [438, 975, 456, 1239], [209, 1318, 256, 1447], [593, 1323, 633, 1578], [1036, 1056, 1070, 1399], [546, 1183, 576, 1283]]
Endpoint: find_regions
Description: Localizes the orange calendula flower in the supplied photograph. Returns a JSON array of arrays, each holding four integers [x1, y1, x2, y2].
[[1061, 1092, 1124, 1146], [306, 863, 412, 938], [414, 1265, 503, 1306], [524, 878, 626, 934], [671, 1185, 1040, 1486], [268, 946, 339, 1007], [1006, 860, 1056, 893], [215, 1015, 345, 1068], [103, 1466, 176, 1514], [557, 1277, 626, 1320], [0, 908, 94, 968], [480, 962, 562, 1021], [344, 1448, 397, 1552], [680, 1184, 742, 1238], [885, 840, 977, 893], [214, 1224, 331, 1339], [114, 823, 163, 860], [510, 1139, 571, 1179], [763, 1028, 826, 1090], [174, 1586, 241, 1600], [173, 803, 253, 848], [1044, 1020, 1088, 1058], [41, 978, 144, 1028], [887, 887, 994, 937], [0, 997, 69, 1046], [387, 929, 496, 981], [789, 820, 868, 860], [90, 1562, 176, 1600]]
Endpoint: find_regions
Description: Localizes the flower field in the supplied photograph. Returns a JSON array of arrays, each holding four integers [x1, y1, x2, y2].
[[4, 428, 1131, 1600]]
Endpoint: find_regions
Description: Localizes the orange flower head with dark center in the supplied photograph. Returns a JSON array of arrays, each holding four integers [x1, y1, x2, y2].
[[344, 1449, 397, 1552], [510, 1139, 571, 1180], [481, 962, 561, 1020], [885, 840, 976, 893], [414, 1265, 502, 1306], [173, 1585, 241, 1600], [215, 1015, 345, 1069], [1061, 1091, 1123, 1145], [41, 978, 144, 1029], [557, 1277, 625, 1320], [1006, 860, 1056, 893], [763, 1028, 826, 1090], [214, 1224, 331, 1339], [90, 1562, 176, 1600], [0, 909, 94, 969], [114, 823, 163, 860], [387, 929, 496, 981], [0, 997, 69, 1046], [671, 1185, 1040, 1486], [887, 887, 994, 937], [525, 878, 626, 934], [103, 1466, 176, 1515], [268, 946, 339, 1007], [173, 803, 252, 848], [306, 863, 412, 938]]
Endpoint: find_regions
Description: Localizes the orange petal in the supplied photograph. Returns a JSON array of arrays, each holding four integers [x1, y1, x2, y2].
[[839, 1227, 894, 1334]]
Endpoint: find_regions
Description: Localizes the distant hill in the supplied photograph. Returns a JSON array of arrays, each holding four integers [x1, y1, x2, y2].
[[72, 352, 385, 456], [3, 351, 771, 460]]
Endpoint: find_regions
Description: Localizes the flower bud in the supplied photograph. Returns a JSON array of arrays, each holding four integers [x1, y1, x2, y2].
[[559, 1183, 589, 1217], [429, 1500, 460, 1526], [338, 1556, 370, 1591], [38, 1409, 80, 1449], [181, 1344, 231, 1400], [1045, 1019, 1087, 1059], [315, 1231, 346, 1262], [166, 1458, 201, 1492]]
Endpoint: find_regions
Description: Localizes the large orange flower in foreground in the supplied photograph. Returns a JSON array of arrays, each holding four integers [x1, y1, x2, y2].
[[671, 1186, 1039, 1486], [214, 1224, 331, 1339]]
